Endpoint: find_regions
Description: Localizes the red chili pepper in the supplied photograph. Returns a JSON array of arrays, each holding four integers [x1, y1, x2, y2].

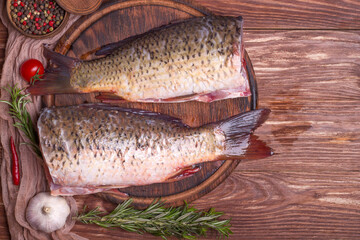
[[10, 137, 20, 186], [49, 21, 54, 27], [33, 3, 37, 7], [22, 21, 27, 25], [17, 12, 22, 17], [13, 2, 18, 7], [20, 2, 24, 7]]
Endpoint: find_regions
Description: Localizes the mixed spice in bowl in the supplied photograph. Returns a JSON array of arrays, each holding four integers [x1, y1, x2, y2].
[[7, 0, 68, 38]]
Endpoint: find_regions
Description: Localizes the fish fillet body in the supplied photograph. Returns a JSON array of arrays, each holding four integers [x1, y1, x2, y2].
[[38, 104, 271, 196], [28, 16, 249, 102], [39, 106, 221, 189]]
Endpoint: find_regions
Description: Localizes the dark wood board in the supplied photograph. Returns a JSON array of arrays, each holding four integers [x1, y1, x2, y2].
[[46, 0, 257, 208]]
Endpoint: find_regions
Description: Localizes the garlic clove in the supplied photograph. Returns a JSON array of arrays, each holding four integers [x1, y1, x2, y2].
[[26, 192, 70, 233]]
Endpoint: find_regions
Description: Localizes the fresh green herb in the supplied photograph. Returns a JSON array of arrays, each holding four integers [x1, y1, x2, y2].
[[77, 199, 232, 239], [0, 85, 41, 157]]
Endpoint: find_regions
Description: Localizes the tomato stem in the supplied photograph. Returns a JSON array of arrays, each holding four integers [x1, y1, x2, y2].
[[30, 68, 44, 85]]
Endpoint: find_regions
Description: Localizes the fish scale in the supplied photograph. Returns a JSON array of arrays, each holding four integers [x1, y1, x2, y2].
[[39, 105, 219, 189], [37, 104, 272, 196], [28, 16, 250, 103]]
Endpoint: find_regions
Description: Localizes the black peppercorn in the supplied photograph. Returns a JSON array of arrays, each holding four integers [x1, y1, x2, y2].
[[10, 0, 66, 36]]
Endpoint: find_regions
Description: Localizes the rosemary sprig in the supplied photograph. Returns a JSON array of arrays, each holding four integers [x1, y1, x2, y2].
[[0, 85, 41, 157], [77, 199, 232, 239]]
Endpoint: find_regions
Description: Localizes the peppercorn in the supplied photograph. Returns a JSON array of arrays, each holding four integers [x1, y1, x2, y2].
[[10, 0, 66, 36]]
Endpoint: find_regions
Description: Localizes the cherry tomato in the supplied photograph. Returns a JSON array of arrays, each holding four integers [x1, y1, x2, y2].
[[20, 59, 44, 83]]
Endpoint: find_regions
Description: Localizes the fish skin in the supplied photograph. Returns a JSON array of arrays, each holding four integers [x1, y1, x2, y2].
[[73, 16, 247, 101], [38, 105, 225, 193], [38, 104, 272, 196], [27, 16, 250, 102]]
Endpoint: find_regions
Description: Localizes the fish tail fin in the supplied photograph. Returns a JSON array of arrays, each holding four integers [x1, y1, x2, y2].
[[26, 46, 81, 95], [216, 109, 273, 161]]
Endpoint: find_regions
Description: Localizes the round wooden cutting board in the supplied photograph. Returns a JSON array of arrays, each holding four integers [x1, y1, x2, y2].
[[47, 0, 258, 208]]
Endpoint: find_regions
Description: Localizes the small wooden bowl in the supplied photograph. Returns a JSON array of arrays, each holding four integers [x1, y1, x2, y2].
[[56, 0, 102, 15], [6, 0, 69, 39]]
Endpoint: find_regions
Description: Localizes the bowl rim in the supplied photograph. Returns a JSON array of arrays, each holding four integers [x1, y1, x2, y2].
[[6, 0, 69, 39]]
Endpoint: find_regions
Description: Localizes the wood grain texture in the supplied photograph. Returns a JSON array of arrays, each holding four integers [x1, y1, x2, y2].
[[241, 30, 360, 172], [0, 22, 6, 74], [192, 0, 360, 30], [64, 29, 360, 239], [71, 171, 360, 239], [1, 0, 360, 239], [0, 20, 9, 240]]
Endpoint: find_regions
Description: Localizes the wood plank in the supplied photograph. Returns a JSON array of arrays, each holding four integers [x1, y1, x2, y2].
[[0, 24, 6, 78], [1, 13, 360, 240], [71, 170, 360, 239], [192, 0, 360, 29], [0, 148, 10, 240], [240, 30, 360, 172], [194, 171, 360, 239], [69, 29, 360, 239], [0, 19, 10, 240]]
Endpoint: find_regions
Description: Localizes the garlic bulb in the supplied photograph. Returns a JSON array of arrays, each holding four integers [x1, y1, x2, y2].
[[26, 192, 70, 233]]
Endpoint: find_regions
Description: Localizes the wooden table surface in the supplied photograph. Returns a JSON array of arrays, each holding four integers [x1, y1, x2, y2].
[[1, 0, 360, 239]]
